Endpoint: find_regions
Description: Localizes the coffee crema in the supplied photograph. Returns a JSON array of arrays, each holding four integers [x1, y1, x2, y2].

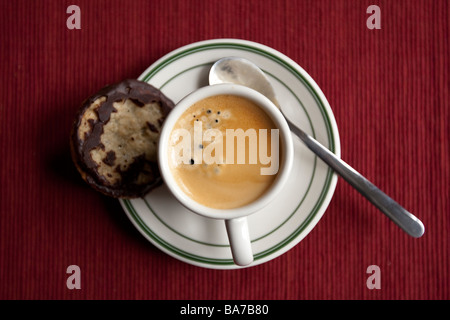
[[168, 94, 280, 209]]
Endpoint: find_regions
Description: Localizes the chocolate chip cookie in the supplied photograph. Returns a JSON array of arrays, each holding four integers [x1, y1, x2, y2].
[[70, 79, 174, 198]]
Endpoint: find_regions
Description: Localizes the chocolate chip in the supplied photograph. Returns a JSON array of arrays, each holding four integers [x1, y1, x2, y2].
[[130, 98, 145, 107], [102, 150, 116, 166], [146, 121, 159, 133]]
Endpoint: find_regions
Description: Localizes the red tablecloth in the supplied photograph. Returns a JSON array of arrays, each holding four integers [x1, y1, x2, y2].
[[0, 0, 448, 300]]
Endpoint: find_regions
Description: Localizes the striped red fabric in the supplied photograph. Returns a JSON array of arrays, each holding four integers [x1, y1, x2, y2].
[[0, 0, 448, 299]]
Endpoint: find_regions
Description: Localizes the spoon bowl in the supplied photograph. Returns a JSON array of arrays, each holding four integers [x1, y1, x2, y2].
[[209, 57, 280, 107]]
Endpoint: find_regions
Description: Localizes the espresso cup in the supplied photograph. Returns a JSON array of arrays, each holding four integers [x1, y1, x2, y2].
[[158, 84, 293, 266]]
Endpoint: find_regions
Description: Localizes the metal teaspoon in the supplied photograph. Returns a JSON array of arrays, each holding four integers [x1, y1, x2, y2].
[[209, 57, 425, 238]]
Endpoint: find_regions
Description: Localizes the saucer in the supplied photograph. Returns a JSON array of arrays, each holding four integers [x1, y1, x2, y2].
[[119, 39, 341, 269]]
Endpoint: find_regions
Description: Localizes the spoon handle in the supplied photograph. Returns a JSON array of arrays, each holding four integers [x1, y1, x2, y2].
[[286, 119, 424, 238]]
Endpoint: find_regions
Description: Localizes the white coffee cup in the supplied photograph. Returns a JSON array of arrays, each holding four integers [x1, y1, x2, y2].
[[158, 84, 294, 266]]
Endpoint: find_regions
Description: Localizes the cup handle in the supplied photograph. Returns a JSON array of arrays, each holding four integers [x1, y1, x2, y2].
[[225, 217, 254, 266]]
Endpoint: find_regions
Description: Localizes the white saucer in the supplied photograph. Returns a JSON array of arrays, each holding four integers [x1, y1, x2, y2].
[[119, 39, 341, 269]]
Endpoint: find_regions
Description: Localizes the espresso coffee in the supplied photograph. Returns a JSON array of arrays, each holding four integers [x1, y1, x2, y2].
[[168, 94, 279, 209]]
